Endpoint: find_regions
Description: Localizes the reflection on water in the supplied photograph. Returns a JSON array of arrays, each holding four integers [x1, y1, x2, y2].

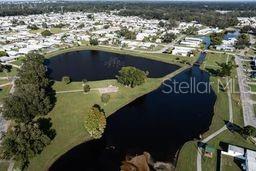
[[46, 50, 179, 81]]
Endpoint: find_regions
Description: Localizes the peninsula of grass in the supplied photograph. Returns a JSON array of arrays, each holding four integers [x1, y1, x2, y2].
[[28, 71, 188, 171], [28, 78, 159, 170]]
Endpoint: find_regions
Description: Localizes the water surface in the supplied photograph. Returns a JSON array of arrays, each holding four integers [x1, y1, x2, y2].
[[49, 57, 216, 171], [46, 50, 179, 81]]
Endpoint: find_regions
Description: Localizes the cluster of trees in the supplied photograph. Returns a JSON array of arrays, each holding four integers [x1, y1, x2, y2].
[[116, 27, 136, 40], [116, 66, 148, 88], [241, 25, 256, 35], [242, 125, 256, 138], [235, 33, 250, 49], [161, 33, 176, 43], [0, 53, 55, 169], [84, 104, 106, 139], [27, 24, 39, 30], [0, 63, 12, 73], [1, 2, 256, 29], [182, 26, 198, 35], [210, 32, 224, 46], [41, 30, 53, 37], [89, 38, 99, 46], [0, 51, 8, 57]]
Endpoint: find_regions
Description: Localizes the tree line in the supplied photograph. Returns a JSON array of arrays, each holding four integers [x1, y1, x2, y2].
[[0, 53, 56, 170], [1, 2, 256, 29]]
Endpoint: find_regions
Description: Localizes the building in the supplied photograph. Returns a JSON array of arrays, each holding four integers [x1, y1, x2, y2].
[[172, 46, 195, 57]]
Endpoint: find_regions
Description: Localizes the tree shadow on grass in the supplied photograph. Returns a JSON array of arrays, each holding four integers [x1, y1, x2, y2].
[[37, 117, 56, 140]]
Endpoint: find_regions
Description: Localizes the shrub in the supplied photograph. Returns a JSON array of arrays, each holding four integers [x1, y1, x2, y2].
[[242, 125, 256, 138], [62, 76, 71, 84], [83, 84, 90, 93], [84, 104, 106, 139], [101, 94, 110, 103], [41, 30, 52, 37]]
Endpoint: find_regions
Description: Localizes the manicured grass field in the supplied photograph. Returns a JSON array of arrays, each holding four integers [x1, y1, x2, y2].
[[28, 78, 164, 171], [0, 162, 9, 171], [221, 155, 242, 171]]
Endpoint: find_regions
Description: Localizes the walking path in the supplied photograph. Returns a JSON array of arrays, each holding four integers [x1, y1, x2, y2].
[[196, 81, 233, 171]]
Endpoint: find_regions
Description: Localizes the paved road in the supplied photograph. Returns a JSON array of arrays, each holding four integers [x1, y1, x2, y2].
[[235, 56, 256, 127]]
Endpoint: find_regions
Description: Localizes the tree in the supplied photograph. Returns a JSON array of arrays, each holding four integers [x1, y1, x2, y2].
[[242, 125, 256, 137], [87, 14, 94, 20], [27, 24, 39, 30], [84, 104, 106, 139], [210, 32, 224, 46], [0, 51, 8, 57], [42, 22, 48, 29], [15, 53, 50, 89], [89, 38, 99, 46], [235, 33, 250, 49], [101, 94, 110, 103], [182, 26, 198, 35], [117, 28, 136, 40], [77, 23, 85, 29], [116, 66, 148, 88], [1, 122, 52, 169], [62, 76, 71, 84], [41, 30, 52, 37], [2, 53, 53, 123], [83, 84, 90, 93], [216, 61, 233, 77], [161, 33, 176, 43]]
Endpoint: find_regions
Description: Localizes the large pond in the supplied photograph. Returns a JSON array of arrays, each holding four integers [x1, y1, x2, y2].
[[49, 51, 217, 171], [46, 50, 179, 81]]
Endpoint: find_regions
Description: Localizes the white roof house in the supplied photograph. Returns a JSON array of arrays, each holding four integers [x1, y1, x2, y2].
[[246, 150, 256, 171], [172, 46, 195, 57], [221, 145, 245, 158]]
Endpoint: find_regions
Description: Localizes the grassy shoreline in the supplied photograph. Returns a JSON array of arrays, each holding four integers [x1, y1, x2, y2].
[[27, 47, 190, 171]]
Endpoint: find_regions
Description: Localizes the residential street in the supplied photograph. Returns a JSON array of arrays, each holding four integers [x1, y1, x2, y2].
[[235, 56, 256, 127]]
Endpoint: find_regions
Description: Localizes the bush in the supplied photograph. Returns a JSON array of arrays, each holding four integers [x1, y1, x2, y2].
[[242, 125, 256, 138], [62, 76, 71, 84], [89, 38, 98, 46], [84, 104, 106, 139], [101, 94, 110, 103], [116, 66, 147, 88], [83, 84, 90, 93], [41, 30, 52, 37]]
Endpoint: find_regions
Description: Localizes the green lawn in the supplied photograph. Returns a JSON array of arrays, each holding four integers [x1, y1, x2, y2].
[[29, 28, 64, 34], [28, 78, 165, 171], [0, 162, 9, 171], [221, 155, 242, 171], [176, 141, 198, 171], [176, 53, 255, 171]]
